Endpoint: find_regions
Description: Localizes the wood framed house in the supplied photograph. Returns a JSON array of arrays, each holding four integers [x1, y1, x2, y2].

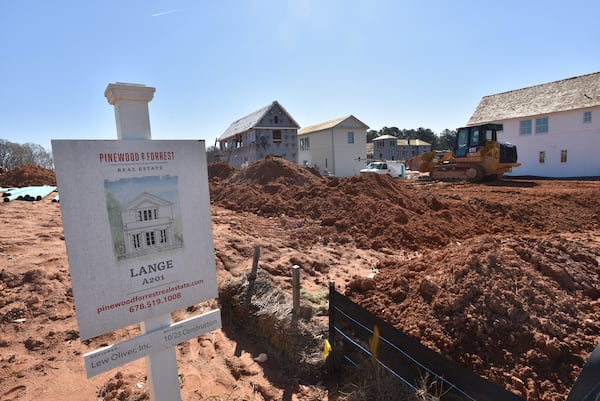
[[468, 71, 600, 178], [367, 136, 431, 162], [298, 115, 369, 177], [367, 134, 398, 161], [121, 192, 179, 258], [408, 139, 433, 158], [218, 101, 300, 168]]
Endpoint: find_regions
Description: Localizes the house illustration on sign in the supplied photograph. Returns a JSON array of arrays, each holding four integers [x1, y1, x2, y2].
[[121, 191, 180, 258]]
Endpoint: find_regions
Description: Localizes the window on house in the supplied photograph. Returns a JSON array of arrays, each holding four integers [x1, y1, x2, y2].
[[560, 150, 568, 163], [274, 116, 279, 124], [347, 131, 354, 144], [145, 231, 156, 246], [272, 130, 282, 143], [132, 233, 141, 249], [539, 151, 545, 164], [300, 137, 310, 151], [584, 111, 592, 123], [535, 118, 548, 134], [560, 149, 567, 163], [519, 120, 532, 135], [159, 229, 168, 243], [138, 208, 157, 222]]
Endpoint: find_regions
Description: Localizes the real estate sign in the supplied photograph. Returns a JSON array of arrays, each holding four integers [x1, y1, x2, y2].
[[52, 140, 218, 340]]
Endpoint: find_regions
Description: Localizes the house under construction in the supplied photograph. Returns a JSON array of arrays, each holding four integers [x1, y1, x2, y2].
[[218, 101, 301, 168]]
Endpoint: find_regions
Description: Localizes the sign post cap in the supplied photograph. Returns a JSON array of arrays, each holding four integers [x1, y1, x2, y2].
[[105, 83, 156, 105]]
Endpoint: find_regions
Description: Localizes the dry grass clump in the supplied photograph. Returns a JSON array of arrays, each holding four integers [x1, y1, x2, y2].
[[335, 364, 457, 401], [219, 270, 326, 376]]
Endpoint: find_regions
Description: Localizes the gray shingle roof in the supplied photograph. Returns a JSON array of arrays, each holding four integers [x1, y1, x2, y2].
[[468, 71, 600, 125], [220, 101, 299, 140]]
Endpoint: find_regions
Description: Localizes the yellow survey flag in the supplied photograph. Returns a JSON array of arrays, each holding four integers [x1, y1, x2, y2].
[[323, 339, 332, 359], [369, 325, 380, 367]]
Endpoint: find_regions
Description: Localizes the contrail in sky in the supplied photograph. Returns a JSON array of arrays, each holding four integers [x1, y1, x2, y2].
[[151, 9, 180, 17]]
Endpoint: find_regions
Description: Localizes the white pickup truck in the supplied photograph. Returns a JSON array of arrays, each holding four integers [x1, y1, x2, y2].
[[359, 161, 406, 178]]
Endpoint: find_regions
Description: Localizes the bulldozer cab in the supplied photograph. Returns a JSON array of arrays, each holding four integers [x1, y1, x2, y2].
[[454, 123, 502, 158]]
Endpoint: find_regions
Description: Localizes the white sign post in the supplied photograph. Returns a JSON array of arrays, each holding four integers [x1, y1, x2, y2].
[[52, 83, 221, 401]]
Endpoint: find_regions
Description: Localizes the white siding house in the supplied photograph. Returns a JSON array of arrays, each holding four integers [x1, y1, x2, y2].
[[468, 72, 600, 178], [298, 115, 369, 177]]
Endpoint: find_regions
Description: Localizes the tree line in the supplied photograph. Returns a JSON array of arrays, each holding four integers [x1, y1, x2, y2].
[[207, 127, 459, 160], [0, 139, 53, 171], [367, 127, 457, 151], [1, 128, 456, 171]]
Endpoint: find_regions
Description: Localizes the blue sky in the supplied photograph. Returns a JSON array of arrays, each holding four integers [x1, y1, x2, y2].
[[1, 0, 599, 152]]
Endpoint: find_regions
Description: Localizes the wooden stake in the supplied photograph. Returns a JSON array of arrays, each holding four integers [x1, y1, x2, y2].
[[245, 245, 260, 304]]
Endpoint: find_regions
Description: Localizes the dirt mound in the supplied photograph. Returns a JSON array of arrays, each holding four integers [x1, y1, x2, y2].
[[207, 162, 235, 180], [347, 233, 599, 400], [211, 174, 599, 251], [209, 175, 600, 400], [228, 156, 326, 186], [0, 165, 56, 187]]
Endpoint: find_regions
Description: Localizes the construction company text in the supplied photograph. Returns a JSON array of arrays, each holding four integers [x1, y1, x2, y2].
[[99, 151, 175, 164]]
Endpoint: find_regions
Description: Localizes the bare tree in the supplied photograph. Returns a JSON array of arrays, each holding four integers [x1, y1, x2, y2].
[[0, 139, 53, 170], [206, 145, 221, 163], [26, 143, 54, 169]]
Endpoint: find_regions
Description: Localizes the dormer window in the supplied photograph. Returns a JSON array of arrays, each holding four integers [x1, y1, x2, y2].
[[137, 208, 158, 221]]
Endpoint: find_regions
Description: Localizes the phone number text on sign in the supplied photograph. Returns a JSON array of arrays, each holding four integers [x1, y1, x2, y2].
[[96, 280, 204, 316], [129, 292, 182, 313]]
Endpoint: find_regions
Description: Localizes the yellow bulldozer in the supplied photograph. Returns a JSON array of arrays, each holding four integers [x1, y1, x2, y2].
[[408, 123, 520, 182]]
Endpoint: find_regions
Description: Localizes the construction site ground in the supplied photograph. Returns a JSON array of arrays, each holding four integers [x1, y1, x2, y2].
[[0, 162, 599, 401]]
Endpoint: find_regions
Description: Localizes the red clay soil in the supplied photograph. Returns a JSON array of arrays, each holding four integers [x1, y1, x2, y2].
[[1, 157, 599, 401], [0, 165, 56, 187], [207, 162, 236, 181], [209, 157, 600, 401]]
